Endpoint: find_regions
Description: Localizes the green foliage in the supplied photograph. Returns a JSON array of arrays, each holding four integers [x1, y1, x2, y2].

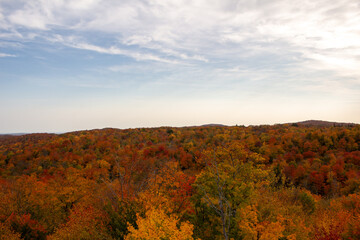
[[298, 191, 316, 214], [104, 201, 140, 239], [193, 143, 269, 239]]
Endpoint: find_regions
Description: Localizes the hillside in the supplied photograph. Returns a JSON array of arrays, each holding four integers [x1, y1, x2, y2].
[[291, 120, 358, 127], [0, 124, 360, 239]]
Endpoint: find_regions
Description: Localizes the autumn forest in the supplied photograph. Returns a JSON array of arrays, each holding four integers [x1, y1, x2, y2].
[[1, 123, 360, 240]]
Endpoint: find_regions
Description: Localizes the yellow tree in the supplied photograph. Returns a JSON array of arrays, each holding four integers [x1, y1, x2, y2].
[[125, 207, 196, 240], [237, 205, 287, 240]]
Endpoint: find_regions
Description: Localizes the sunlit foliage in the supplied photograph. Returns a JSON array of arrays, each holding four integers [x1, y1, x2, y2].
[[0, 124, 359, 239]]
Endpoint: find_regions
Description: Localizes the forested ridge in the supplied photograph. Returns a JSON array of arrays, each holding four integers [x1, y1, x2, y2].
[[1, 124, 360, 239]]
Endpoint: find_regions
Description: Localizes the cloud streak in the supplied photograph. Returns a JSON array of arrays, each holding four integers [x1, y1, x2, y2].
[[2, 0, 359, 69], [1, 1, 359, 83], [0, 52, 16, 57]]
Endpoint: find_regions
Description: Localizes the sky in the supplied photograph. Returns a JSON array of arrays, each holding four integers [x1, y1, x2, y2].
[[0, 0, 360, 133]]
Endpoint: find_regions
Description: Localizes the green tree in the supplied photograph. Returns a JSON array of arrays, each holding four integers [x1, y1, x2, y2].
[[194, 142, 269, 239]]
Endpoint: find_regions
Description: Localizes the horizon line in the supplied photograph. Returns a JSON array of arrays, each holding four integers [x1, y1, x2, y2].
[[1, 119, 359, 135]]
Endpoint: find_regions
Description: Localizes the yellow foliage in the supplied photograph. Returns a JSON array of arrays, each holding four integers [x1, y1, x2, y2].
[[238, 205, 286, 240], [98, 159, 111, 169], [238, 205, 259, 240], [257, 219, 285, 240], [126, 207, 196, 240]]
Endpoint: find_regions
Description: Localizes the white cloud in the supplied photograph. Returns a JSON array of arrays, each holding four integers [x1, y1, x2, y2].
[[0, 52, 16, 57], [64, 39, 182, 64], [1, 0, 360, 89]]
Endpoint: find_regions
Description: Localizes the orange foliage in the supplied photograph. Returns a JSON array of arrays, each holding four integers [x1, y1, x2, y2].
[[0, 125, 359, 239]]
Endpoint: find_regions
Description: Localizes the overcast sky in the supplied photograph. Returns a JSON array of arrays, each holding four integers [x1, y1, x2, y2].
[[0, 0, 359, 133]]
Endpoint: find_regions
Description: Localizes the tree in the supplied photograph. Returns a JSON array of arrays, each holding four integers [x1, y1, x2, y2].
[[194, 142, 268, 240], [48, 204, 113, 240], [126, 207, 195, 240]]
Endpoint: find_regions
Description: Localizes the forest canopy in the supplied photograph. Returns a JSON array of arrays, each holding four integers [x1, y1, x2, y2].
[[1, 124, 360, 239]]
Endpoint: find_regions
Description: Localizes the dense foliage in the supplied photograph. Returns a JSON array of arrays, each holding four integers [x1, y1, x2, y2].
[[1, 124, 360, 239]]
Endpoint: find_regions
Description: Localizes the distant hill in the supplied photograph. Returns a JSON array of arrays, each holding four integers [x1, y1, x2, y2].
[[0, 121, 358, 138], [0, 133, 56, 145], [290, 120, 358, 127], [0, 133, 27, 137], [200, 124, 228, 127]]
